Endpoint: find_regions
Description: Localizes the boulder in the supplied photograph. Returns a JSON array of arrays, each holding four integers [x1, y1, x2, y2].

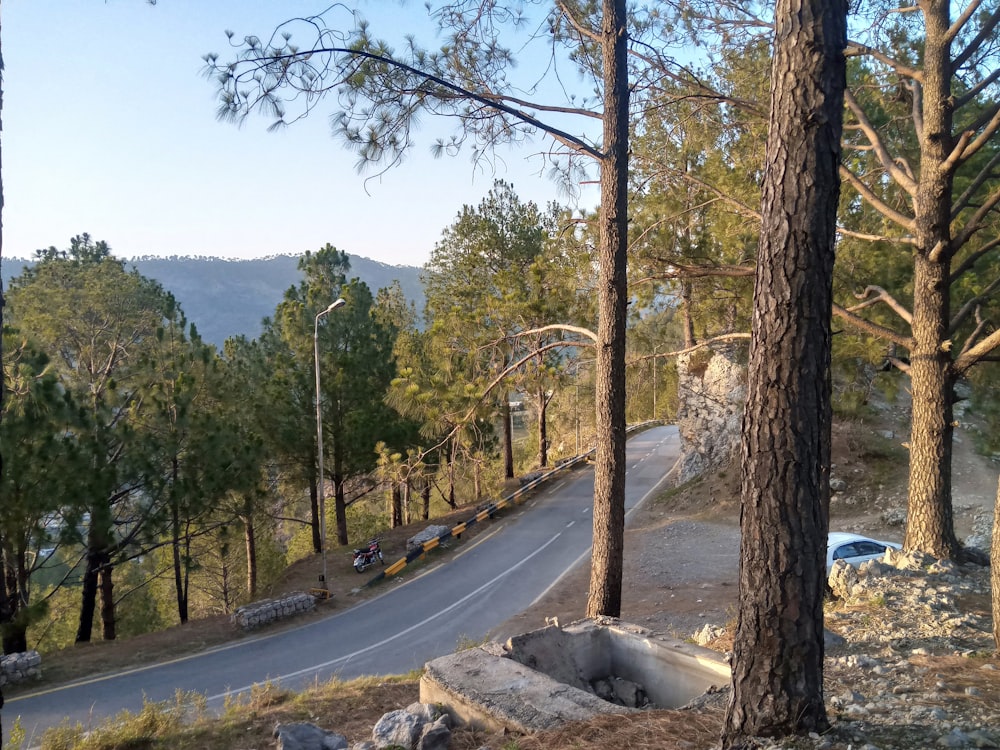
[[372, 703, 443, 750], [273, 722, 348, 750], [406, 526, 451, 552]]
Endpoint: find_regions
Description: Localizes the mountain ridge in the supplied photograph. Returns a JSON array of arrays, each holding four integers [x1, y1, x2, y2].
[[2, 253, 425, 347]]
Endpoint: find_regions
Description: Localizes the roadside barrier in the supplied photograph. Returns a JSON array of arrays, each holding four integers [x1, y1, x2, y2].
[[231, 591, 316, 630], [362, 422, 659, 587], [364, 450, 594, 586], [0, 650, 41, 687]]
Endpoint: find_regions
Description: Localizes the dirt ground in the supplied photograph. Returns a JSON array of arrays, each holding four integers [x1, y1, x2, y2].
[[498, 414, 998, 644]]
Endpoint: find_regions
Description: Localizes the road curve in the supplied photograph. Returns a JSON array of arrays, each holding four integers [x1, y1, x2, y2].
[[5, 425, 680, 742]]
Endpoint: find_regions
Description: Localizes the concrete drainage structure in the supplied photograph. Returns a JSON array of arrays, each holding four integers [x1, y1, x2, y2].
[[420, 617, 731, 733]]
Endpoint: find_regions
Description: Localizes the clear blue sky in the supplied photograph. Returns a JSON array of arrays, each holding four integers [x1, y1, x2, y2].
[[4, 1, 598, 268]]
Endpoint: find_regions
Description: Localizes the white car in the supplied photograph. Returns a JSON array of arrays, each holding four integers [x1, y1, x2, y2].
[[827, 532, 902, 573]]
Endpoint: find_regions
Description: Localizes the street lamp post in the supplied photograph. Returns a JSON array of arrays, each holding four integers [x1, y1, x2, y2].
[[314, 298, 346, 593]]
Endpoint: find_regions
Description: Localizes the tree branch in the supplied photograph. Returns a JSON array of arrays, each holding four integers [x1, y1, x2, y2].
[[952, 183, 1000, 250], [958, 103, 1000, 163], [848, 285, 914, 325], [845, 90, 918, 196], [949, 276, 1000, 335], [953, 327, 1000, 376], [950, 236, 1000, 283], [633, 332, 751, 361], [951, 1, 999, 69], [213, 43, 606, 161], [832, 304, 913, 349], [844, 40, 923, 82], [952, 151, 1000, 217], [839, 165, 915, 230]]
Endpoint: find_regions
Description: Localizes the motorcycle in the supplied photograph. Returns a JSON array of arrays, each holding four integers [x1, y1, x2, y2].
[[353, 538, 384, 573]]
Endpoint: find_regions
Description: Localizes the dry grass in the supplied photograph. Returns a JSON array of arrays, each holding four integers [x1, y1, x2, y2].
[[499, 709, 726, 750]]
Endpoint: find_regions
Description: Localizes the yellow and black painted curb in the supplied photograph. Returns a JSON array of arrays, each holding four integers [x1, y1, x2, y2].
[[362, 422, 658, 587], [363, 449, 595, 587]]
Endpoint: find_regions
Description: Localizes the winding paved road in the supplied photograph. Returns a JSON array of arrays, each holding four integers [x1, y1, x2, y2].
[[4, 425, 680, 743]]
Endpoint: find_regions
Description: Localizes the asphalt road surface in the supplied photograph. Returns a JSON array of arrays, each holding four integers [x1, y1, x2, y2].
[[4, 425, 680, 743]]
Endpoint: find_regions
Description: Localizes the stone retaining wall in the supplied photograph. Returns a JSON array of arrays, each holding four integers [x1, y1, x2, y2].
[[0, 650, 42, 687], [231, 592, 316, 631]]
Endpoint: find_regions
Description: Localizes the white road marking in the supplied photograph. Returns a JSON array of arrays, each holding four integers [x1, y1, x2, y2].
[[208, 531, 564, 702]]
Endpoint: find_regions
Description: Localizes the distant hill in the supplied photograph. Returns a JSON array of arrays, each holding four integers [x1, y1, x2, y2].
[[2, 254, 425, 347]]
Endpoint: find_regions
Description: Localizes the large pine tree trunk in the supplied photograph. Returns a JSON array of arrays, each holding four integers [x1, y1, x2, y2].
[[902, 3, 960, 560], [722, 0, 845, 743], [905, 257, 959, 557], [586, 0, 629, 619]]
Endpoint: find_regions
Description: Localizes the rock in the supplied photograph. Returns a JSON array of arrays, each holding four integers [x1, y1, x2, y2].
[[232, 592, 316, 631], [830, 477, 848, 492], [273, 722, 348, 750], [880, 506, 907, 526], [417, 716, 452, 750], [824, 629, 846, 649], [938, 728, 974, 747], [372, 703, 442, 749], [406, 526, 451, 552], [828, 559, 859, 599], [693, 623, 726, 646]]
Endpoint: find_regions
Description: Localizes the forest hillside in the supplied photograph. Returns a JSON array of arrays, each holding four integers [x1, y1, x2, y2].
[[2, 253, 424, 347]]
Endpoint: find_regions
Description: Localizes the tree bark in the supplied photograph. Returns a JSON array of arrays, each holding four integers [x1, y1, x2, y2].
[[502, 398, 514, 479], [537, 384, 549, 469], [99, 560, 116, 641], [1, 553, 26, 654], [680, 280, 696, 349], [722, 0, 846, 743], [172, 497, 188, 624], [391, 483, 403, 527], [1, 0, 6, 728], [243, 511, 257, 600], [76, 545, 102, 643], [586, 0, 629, 619], [334, 475, 348, 547], [992, 475, 999, 651], [901, 2, 961, 560], [309, 475, 321, 554]]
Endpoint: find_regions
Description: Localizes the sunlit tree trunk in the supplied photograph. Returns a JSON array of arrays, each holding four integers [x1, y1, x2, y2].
[[902, 3, 960, 559], [587, 0, 629, 619]]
